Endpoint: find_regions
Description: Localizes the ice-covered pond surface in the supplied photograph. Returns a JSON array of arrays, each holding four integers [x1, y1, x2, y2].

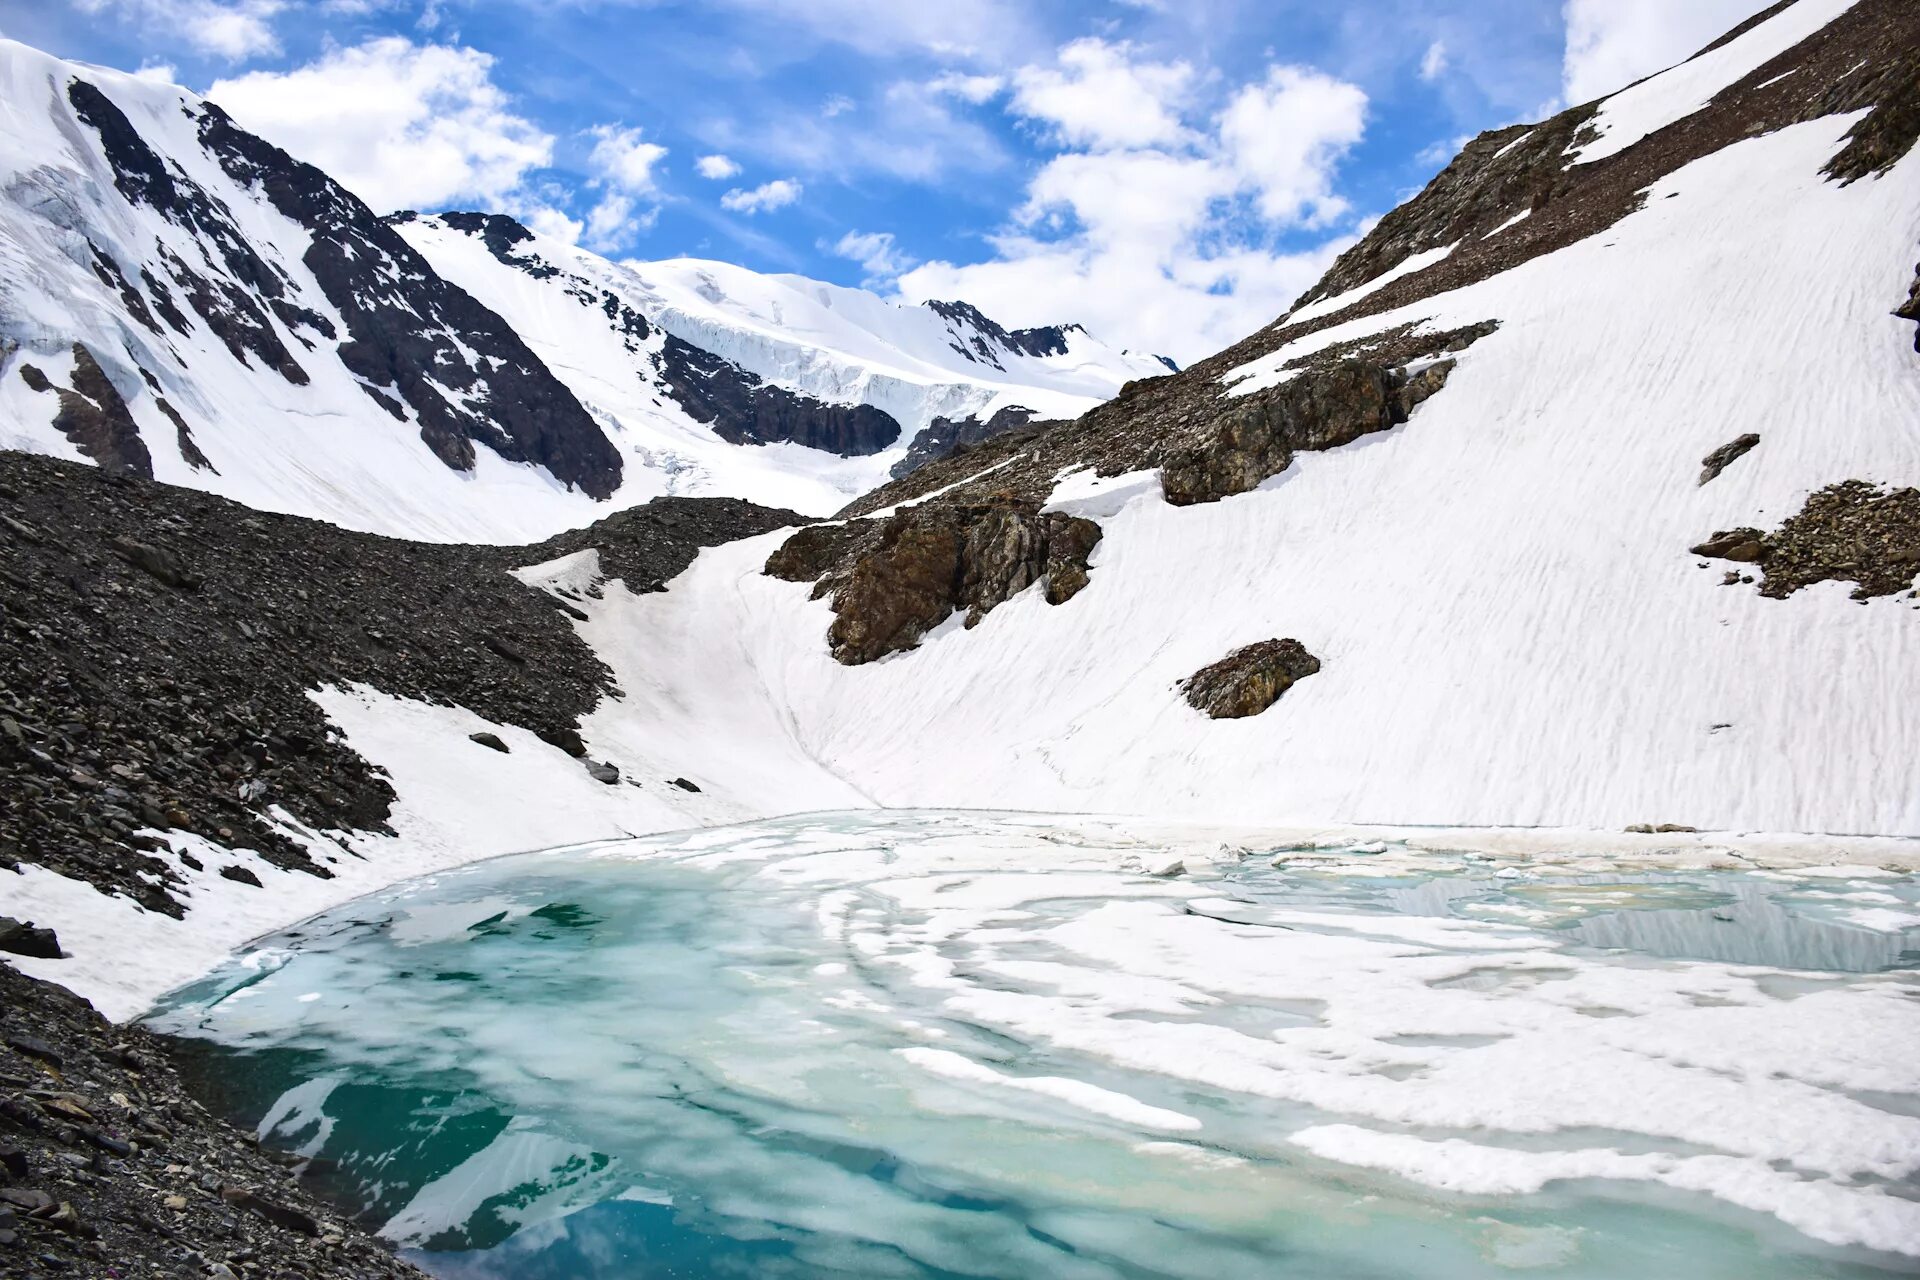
[[148, 812, 1920, 1278]]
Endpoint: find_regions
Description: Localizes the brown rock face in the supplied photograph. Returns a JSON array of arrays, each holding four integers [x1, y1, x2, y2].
[[1161, 356, 1458, 506], [1179, 639, 1321, 719], [766, 497, 1103, 665]]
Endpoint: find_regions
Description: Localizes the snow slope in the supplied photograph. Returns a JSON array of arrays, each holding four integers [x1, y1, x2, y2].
[[589, 108, 1920, 835]]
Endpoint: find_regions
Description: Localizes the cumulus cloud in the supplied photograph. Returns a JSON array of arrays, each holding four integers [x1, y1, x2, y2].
[[1561, 0, 1776, 104], [571, 124, 668, 251], [586, 124, 668, 195], [721, 178, 803, 214], [208, 37, 553, 213], [1419, 40, 1449, 83], [830, 230, 915, 283], [891, 42, 1369, 363], [73, 0, 284, 60], [695, 154, 743, 180], [926, 71, 1005, 104], [1011, 38, 1194, 151], [1218, 66, 1367, 227], [523, 204, 584, 245]]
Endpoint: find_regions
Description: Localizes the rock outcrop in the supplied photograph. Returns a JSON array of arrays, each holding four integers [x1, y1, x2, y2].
[[1898, 261, 1920, 352], [18, 345, 153, 478], [1161, 351, 1464, 506], [1699, 433, 1760, 485], [766, 498, 1101, 665], [1691, 480, 1920, 600], [892, 405, 1040, 480], [1179, 640, 1322, 719]]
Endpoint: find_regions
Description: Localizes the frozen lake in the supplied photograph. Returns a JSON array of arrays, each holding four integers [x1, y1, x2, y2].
[[148, 812, 1920, 1277]]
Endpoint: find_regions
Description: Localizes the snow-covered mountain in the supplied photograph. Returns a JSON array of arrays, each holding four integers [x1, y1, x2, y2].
[[391, 211, 1171, 512], [0, 39, 1161, 538], [563, 0, 1920, 838]]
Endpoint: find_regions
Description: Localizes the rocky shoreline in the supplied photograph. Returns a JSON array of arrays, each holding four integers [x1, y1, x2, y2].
[[0, 962, 429, 1278], [0, 451, 803, 1277]]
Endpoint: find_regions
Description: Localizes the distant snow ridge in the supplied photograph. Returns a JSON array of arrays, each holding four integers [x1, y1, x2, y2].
[[0, 40, 1162, 537], [394, 212, 1169, 514]]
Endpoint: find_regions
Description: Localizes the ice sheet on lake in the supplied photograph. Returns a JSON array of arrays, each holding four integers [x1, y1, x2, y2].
[[150, 812, 1920, 1277]]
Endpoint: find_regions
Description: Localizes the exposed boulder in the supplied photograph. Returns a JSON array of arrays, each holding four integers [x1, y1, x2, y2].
[[0, 918, 61, 960], [467, 731, 510, 753], [1699, 433, 1760, 485], [109, 536, 200, 590], [1179, 639, 1322, 720], [767, 497, 1103, 665], [1690, 528, 1767, 562]]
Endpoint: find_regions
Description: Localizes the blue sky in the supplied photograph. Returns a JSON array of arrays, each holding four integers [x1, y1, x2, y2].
[[2, 0, 1770, 361]]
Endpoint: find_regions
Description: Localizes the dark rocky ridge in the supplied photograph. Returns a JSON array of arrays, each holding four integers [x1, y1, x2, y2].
[[890, 405, 1040, 480], [0, 961, 429, 1279], [187, 102, 626, 498], [0, 451, 799, 918], [657, 335, 901, 456], [925, 300, 1089, 369], [18, 344, 153, 478], [1180, 640, 1322, 719], [766, 497, 1100, 665], [64, 78, 625, 498], [1693, 480, 1920, 601], [414, 211, 909, 458]]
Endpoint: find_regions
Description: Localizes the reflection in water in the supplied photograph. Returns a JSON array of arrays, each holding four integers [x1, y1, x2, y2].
[[148, 813, 1920, 1279]]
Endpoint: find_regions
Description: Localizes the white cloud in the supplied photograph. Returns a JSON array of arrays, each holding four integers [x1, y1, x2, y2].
[[523, 204, 584, 245], [695, 154, 743, 180], [712, 0, 1037, 61], [132, 60, 179, 85], [720, 178, 803, 214], [1561, 0, 1776, 104], [831, 229, 915, 282], [927, 71, 1005, 104], [585, 123, 667, 194], [1217, 65, 1367, 227], [821, 94, 855, 118], [73, 0, 283, 60], [1419, 39, 1449, 83], [582, 191, 658, 249], [1011, 38, 1194, 151], [708, 77, 1007, 184], [208, 37, 553, 213], [886, 40, 1369, 364]]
